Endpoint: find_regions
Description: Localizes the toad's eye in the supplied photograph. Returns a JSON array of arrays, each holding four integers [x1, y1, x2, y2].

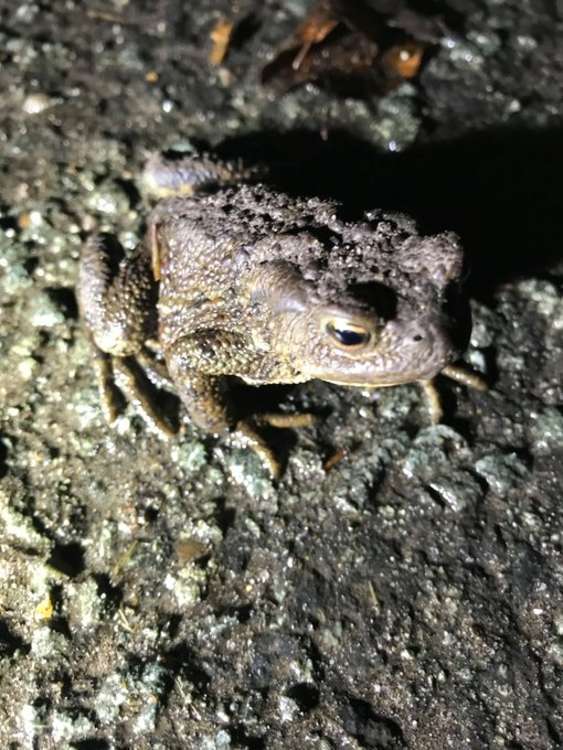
[[325, 319, 372, 348]]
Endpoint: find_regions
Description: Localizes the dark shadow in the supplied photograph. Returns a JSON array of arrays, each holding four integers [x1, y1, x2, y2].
[[162, 642, 211, 698], [217, 125, 563, 300], [340, 696, 407, 749], [114, 177, 141, 209], [0, 437, 7, 479], [229, 725, 266, 750], [47, 541, 86, 578], [93, 574, 123, 616], [230, 12, 261, 52], [71, 741, 110, 750], [0, 619, 30, 658], [227, 378, 334, 476], [46, 286, 79, 320], [213, 497, 237, 537], [286, 682, 320, 712]]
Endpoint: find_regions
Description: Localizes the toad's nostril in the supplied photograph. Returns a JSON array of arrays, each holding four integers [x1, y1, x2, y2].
[[413, 334, 423, 342]]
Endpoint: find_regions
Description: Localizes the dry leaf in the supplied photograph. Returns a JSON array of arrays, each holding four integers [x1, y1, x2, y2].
[[210, 17, 234, 66]]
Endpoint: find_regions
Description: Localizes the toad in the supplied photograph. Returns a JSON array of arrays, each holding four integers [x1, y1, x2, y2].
[[77, 153, 485, 476]]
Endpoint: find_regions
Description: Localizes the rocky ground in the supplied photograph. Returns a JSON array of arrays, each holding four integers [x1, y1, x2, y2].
[[0, 1, 562, 748]]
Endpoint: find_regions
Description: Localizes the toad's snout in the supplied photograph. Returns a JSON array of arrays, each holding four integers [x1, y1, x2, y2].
[[380, 313, 462, 383]]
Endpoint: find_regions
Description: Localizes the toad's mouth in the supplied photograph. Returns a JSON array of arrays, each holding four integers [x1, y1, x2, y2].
[[318, 366, 446, 388]]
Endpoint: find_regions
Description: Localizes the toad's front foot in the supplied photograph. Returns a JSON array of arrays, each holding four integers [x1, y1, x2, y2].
[[419, 363, 487, 424], [234, 420, 283, 480], [441, 364, 488, 392], [234, 412, 316, 479]]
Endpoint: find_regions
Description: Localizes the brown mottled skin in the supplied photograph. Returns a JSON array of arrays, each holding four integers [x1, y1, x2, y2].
[[77, 154, 485, 475]]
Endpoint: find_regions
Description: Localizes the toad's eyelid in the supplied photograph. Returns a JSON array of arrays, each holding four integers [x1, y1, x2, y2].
[[321, 313, 375, 333], [331, 316, 367, 329], [324, 318, 373, 348]]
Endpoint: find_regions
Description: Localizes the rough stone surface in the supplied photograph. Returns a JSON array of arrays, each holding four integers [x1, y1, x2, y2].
[[0, 1, 562, 748]]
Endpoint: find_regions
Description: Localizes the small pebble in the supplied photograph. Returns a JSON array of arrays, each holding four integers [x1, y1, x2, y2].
[[22, 93, 54, 115]]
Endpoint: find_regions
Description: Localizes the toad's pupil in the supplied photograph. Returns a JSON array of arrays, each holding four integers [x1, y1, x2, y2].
[[330, 326, 369, 346]]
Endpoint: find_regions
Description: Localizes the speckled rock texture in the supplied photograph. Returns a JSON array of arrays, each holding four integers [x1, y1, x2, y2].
[[0, 1, 562, 749]]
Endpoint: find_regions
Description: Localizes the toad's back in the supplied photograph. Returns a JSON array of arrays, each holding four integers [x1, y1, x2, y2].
[[151, 184, 341, 347]]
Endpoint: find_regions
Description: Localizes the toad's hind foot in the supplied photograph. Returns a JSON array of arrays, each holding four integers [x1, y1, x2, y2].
[[136, 348, 175, 391], [112, 357, 177, 439], [92, 346, 123, 425], [142, 152, 264, 198], [90, 341, 176, 439]]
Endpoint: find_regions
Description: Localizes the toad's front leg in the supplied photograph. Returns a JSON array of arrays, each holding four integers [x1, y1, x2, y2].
[[166, 332, 309, 479], [169, 365, 283, 479]]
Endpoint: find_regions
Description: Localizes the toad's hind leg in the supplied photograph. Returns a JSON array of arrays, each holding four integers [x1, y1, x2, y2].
[[78, 235, 167, 431], [78, 234, 157, 356]]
